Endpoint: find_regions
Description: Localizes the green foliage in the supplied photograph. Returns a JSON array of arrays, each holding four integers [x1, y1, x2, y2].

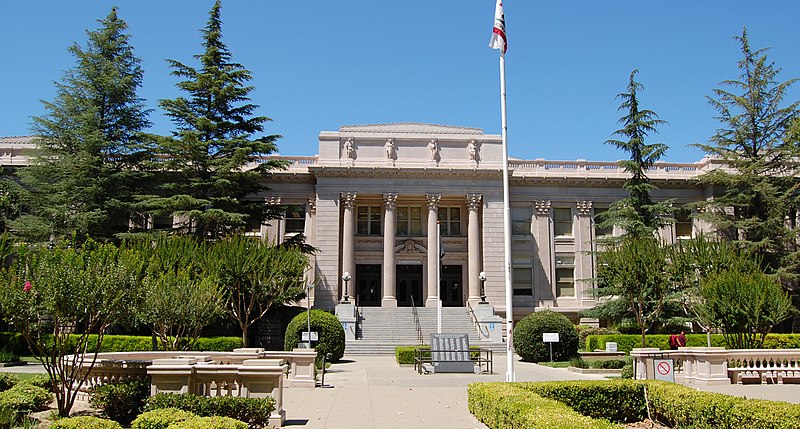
[[131, 408, 196, 429], [145, 0, 284, 239], [584, 333, 800, 354], [577, 326, 619, 351], [0, 333, 27, 356], [145, 393, 274, 427], [590, 359, 627, 369], [521, 380, 646, 423], [697, 269, 794, 348], [167, 416, 248, 429], [13, 8, 151, 243], [600, 69, 672, 238], [0, 404, 15, 429], [50, 416, 123, 429], [468, 382, 620, 429], [19, 374, 53, 391], [284, 310, 345, 362], [394, 345, 480, 365], [513, 310, 579, 363], [0, 384, 53, 415], [0, 374, 18, 392], [0, 332, 241, 354], [193, 337, 243, 352], [208, 236, 308, 347], [0, 350, 19, 363], [620, 364, 633, 379], [90, 380, 150, 425], [694, 28, 800, 286]]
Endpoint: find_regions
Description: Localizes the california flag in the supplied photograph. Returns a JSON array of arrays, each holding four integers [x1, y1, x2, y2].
[[489, 0, 507, 53]]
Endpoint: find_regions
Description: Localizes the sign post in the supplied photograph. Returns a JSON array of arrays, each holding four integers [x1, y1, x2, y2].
[[654, 358, 674, 382], [543, 332, 560, 362]]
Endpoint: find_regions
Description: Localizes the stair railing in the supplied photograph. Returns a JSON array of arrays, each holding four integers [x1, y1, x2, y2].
[[466, 301, 491, 339], [410, 295, 423, 345]]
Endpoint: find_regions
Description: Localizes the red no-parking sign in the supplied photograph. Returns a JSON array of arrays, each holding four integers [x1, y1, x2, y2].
[[654, 358, 674, 382]]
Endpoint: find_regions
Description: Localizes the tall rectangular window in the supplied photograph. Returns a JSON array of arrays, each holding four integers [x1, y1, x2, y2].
[[512, 206, 531, 236], [675, 209, 692, 240], [357, 206, 382, 236], [555, 254, 575, 297], [284, 205, 305, 234], [553, 208, 573, 237], [593, 207, 612, 237], [397, 206, 423, 236], [512, 262, 533, 296], [438, 207, 462, 236]]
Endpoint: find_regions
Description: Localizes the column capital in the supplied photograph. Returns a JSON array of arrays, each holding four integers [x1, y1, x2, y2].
[[340, 192, 357, 209], [307, 198, 317, 213], [535, 200, 551, 215], [383, 192, 399, 209], [426, 193, 442, 209], [466, 193, 483, 212], [265, 196, 282, 206], [576, 200, 593, 215]]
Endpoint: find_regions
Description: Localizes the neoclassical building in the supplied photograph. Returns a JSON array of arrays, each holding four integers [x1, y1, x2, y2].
[[0, 125, 718, 326]]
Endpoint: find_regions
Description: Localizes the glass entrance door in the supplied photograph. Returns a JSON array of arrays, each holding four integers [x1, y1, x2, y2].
[[396, 265, 423, 307], [440, 265, 463, 307], [355, 264, 381, 307]]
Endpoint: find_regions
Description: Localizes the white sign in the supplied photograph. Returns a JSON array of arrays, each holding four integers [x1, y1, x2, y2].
[[542, 333, 560, 343], [301, 332, 319, 341], [654, 358, 674, 382]]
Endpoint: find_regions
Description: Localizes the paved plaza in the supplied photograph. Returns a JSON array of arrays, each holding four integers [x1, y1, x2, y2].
[[3, 354, 800, 429]]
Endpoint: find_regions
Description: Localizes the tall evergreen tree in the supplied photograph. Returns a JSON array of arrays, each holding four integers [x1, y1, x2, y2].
[[694, 28, 800, 286], [13, 8, 150, 243], [600, 69, 672, 238], [145, 0, 284, 239]]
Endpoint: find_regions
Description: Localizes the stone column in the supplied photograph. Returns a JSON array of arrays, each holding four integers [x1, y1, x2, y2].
[[340, 192, 357, 302], [466, 194, 483, 305], [425, 193, 441, 307], [382, 193, 398, 307]]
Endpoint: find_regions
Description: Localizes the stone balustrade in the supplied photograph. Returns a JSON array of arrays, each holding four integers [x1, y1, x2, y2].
[[630, 347, 800, 386]]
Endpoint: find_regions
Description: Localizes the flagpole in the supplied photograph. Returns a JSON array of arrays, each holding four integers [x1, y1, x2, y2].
[[499, 48, 515, 383]]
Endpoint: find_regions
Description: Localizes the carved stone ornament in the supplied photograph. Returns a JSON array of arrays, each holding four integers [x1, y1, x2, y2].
[[342, 138, 356, 159], [340, 192, 357, 209], [576, 201, 593, 215], [426, 193, 442, 209], [535, 200, 551, 215], [467, 140, 479, 161], [466, 193, 483, 211], [397, 239, 423, 253], [385, 138, 397, 160], [265, 196, 282, 205], [427, 138, 440, 162], [383, 192, 398, 208]]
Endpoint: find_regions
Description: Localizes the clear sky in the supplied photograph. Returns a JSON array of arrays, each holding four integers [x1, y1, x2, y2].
[[2, 1, 799, 162]]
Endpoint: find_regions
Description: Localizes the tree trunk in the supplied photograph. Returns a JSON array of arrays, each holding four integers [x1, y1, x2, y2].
[[242, 324, 249, 348]]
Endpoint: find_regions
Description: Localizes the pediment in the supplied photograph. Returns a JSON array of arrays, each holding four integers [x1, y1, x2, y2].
[[339, 123, 483, 135]]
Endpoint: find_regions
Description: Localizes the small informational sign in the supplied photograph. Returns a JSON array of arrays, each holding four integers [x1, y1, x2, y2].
[[543, 333, 560, 343], [301, 332, 319, 341], [654, 358, 674, 382]]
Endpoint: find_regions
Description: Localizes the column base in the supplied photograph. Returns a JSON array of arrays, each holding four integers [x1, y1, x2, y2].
[[425, 297, 439, 308], [381, 297, 397, 307]]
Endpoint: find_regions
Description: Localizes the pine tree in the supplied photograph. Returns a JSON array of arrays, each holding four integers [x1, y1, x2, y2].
[[600, 69, 673, 238], [146, 0, 284, 239], [13, 8, 150, 243], [695, 28, 800, 286]]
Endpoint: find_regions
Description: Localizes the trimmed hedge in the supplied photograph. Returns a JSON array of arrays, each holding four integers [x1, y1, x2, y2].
[[90, 380, 150, 425], [395, 345, 481, 365], [145, 393, 274, 427], [469, 380, 800, 429], [50, 416, 123, 429], [0, 373, 18, 391], [0, 332, 243, 354], [585, 333, 800, 354], [284, 310, 345, 362], [168, 416, 248, 429], [0, 383, 52, 414], [131, 408, 196, 429]]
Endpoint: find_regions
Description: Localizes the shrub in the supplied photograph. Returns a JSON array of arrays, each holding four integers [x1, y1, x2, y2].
[[0, 404, 16, 429], [50, 416, 123, 429], [396, 346, 429, 365], [90, 380, 150, 425], [19, 374, 53, 391], [0, 350, 19, 364], [0, 374, 18, 392], [577, 326, 619, 351], [0, 333, 27, 356], [284, 310, 345, 362], [168, 416, 248, 429], [131, 408, 196, 429], [513, 310, 579, 362], [569, 356, 588, 369], [145, 393, 274, 427], [0, 384, 52, 414], [590, 359, 627, 370], [620, 364, 633, 379], [192, 337, 242, 352]]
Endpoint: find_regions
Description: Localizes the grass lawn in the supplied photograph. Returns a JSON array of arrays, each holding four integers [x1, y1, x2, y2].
[[536, 361, 571, 368], [15, 373, 45, 382]]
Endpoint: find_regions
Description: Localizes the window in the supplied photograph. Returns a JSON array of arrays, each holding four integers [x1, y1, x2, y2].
[[513, 258, 533, 296], [397, 206, 423, 236], [284, 205, 305, 234], [553, 208, 573, 237], [512, 206, 531, 236], [555, 254, 575, 297], [438, 207, 462, 236], [675, 209, 692, 240], [357, 206, 382, 235], [593, 208, 612, 237]]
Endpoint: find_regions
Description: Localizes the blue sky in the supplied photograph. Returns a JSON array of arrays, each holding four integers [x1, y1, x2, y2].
[[2, 1, 799, 162]]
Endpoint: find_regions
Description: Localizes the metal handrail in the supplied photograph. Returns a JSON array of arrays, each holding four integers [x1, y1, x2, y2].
[[410, 295, 423, 345], [466, 301, 491, 339]]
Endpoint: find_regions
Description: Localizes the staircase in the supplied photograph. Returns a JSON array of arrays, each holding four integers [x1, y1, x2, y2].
[[344, 306, 505, 355]]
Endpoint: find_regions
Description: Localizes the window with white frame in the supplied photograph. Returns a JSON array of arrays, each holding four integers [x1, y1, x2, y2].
[[555, 254, 575, 297], [512, 206, 532, 236], [357, 206, 382, 236], [438, 207, 462, 236], [397, 206, 423, 236], [553, 208, 573, 237]]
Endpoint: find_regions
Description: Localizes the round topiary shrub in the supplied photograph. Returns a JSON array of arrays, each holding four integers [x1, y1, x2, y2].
[[284, 309, 345, 362], [132, 408, 196, 429], [50, 416, 123, 429], [513, 310, 579, 362], [168, 416, 248, 429]]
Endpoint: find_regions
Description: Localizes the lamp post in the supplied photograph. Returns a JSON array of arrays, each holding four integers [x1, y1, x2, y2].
[[305, 283, 315, 348], [342, 272, 351, 303], [478, 271, 487, 304]]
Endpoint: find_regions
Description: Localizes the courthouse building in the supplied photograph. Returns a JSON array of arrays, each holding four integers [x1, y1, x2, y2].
[[1, 125, 718, 327]]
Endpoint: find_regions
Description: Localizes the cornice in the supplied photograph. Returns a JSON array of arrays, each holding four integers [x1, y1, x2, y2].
[[307, 165, 503, 179]]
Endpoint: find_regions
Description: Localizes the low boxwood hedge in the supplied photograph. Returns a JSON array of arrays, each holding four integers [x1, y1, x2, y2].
[[131, 408, 196, 429], [145, 393, 274, 427], [584, 333, 800, 354], [0, 383, 53, 415], [0, 332, 243, 355], [50, 416, 123, 429], [168, 416, 248, 429], [469, 380, 800, 429], [0, 373, 18, 391]]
